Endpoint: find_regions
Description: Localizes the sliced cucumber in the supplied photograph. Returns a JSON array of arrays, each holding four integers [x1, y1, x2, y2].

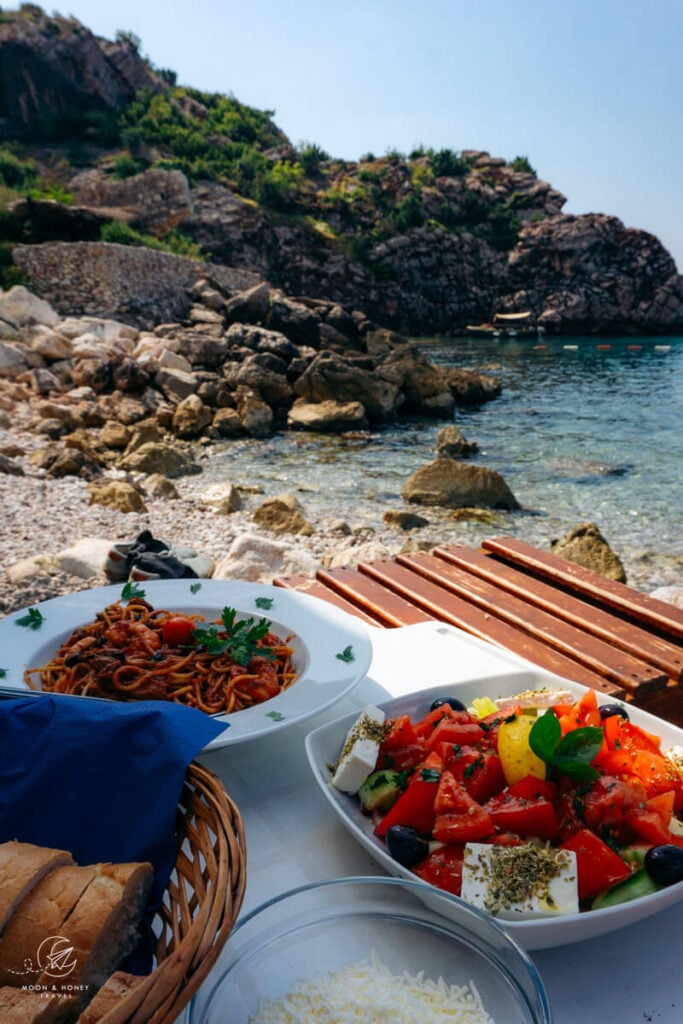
[[357, 770, 404, 813], [591, 869, 662, 910]]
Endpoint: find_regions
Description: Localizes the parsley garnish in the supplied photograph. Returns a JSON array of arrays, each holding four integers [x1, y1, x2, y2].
[[335, 645, 355, 663], [420, 767, 442, 783], [190, 582, 202, 594], [15, 607, 45, 630], [530, 710, 603, 781], [0, 669, 6, 678], [255, 596, 274, 610], [121, 581, 145, 602], [190, 607, 276, 666], [265, 710, 285, 721]]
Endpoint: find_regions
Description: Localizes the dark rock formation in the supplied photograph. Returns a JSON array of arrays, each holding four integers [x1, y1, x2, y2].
[[0, 8, 166, 140]]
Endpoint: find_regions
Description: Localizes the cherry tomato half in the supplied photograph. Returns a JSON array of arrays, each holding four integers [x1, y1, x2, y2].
[[161, 616, 196, 647]]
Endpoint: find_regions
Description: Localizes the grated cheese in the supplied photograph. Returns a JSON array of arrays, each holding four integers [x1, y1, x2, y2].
[[247, 954, 496, 1023]]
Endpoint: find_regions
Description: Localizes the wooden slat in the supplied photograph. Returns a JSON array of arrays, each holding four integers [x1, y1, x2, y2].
[[483, 536, 683, 642], [315, 567, 435, 627], [273, 574, 384, 627], [358, 558, 624, 696], [434, 545, 683, 682], [392, 552, 668, 695]]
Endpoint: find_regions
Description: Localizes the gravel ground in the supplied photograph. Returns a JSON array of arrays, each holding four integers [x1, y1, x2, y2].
[[0, 426, 406, 616]]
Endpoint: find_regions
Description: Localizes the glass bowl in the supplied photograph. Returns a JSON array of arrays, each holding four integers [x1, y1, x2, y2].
[[189, 876, 552, 1024]]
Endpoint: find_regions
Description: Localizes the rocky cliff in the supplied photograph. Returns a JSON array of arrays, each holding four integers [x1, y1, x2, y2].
[[1, 6, 681, 336]]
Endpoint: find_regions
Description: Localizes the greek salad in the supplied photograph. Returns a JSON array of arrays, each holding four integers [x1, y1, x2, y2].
[[330, 687, 683, 918]]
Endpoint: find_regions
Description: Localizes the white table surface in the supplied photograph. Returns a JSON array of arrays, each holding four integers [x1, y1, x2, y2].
[[190, 623, 682, 1024]]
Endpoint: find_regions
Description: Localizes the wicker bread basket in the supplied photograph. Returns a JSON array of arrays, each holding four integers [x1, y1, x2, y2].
[[89, 760, 246, 1024]]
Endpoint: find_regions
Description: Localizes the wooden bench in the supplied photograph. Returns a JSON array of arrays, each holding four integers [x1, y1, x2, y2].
[[274, 535, 683, 726]]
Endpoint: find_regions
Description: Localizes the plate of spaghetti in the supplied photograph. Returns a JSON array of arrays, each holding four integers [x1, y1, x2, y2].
[[0, 579, 374, 749]]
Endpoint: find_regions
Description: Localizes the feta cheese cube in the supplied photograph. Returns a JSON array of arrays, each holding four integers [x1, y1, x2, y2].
[[461, 842, 579, 920], [330, 706, 386, 794]]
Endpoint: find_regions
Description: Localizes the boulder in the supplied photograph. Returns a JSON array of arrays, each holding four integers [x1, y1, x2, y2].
[[100, 420, 131, 450], [154, 366, 199, 402], [234, 388, 273, 438], [0, 341, 30, 377], [141, 473, 180, 499], [88, 480, 148, 513], [0, 451, 24, 476], [210, 407, 244, 438], [213, 533, 318, 582], [117, 441, 202, 478], [435, 424, 479, 458], [55, 537, 115, 579], [172, 394, 212, 438], [199, 481, 243, 514], [226, 353, 293, 408], [287, 398, 368, 432], [47, 447, 101, 480], [265, 295, 321, 346], [252, 493, 315, 536], [0, 285, 60, 328], [383, 510, 430, 531], [294, 351, 402, 421], [550, 522, 627, 582], [224, 282, 271, 324], [402, 458, 519, 510]]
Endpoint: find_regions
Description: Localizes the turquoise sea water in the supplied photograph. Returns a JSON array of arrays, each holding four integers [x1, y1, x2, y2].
[[204, 334, 683, 592]]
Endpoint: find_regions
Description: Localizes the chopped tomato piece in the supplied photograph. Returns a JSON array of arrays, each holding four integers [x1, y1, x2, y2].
[[374, 767, 440, 838], [484, 789, 560, 842], [425, 717, 486, 751], [561, 828, 631, 901], [413, 704, 458, 737], [377, 715, 426, 771], [438, 745, 506, 803], [413, 844, 465, 896], [597, 748, 682, 801], [431, 771, 494, 843], [505, 775, 559, 803]]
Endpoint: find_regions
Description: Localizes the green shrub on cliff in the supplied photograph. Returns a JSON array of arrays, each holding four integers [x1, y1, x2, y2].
[[100, 220, 203, 259]]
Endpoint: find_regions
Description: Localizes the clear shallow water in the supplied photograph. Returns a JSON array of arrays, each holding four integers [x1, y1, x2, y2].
[[202, 335, 683, 592]]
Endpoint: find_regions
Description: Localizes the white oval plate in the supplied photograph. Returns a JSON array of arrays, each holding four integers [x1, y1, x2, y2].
[[0, 580, 373, 751], [305, 674, 683, 950]]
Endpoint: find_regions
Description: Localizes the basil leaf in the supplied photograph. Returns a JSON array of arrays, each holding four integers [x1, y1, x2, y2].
[[552, 759, 600, 782], [529, 709, 561, 762], [556, 726, 604, 764]]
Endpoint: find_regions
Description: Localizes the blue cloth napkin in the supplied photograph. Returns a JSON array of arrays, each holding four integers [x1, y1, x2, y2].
[[0, 695, 227, 967]]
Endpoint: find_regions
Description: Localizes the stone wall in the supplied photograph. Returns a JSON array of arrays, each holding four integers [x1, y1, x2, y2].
[[13, 242, 261, 328]]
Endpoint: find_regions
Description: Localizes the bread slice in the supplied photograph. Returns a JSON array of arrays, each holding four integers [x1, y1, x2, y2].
[[39, 862, 153, 995], [0, 985, 77, 1023], [0, 865, 99, 986], [0, 842, 74, 934], [75, 971, 145, 1024]]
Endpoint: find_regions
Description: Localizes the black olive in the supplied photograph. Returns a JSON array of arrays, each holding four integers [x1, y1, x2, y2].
[[430, 697, 467, 712], [644, 844, 683, 887], [598, 702, 630, 720], [385, 825, 429, 868]]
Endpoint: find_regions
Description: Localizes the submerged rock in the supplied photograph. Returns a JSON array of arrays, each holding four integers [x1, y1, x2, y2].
[[402, 458, 520, 511]]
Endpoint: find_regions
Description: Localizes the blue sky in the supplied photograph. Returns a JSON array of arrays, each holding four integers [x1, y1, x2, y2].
[[54, 0, 682, 270]]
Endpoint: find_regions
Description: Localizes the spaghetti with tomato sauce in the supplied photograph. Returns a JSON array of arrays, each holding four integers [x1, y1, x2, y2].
[[24, 597, 298, 715]]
